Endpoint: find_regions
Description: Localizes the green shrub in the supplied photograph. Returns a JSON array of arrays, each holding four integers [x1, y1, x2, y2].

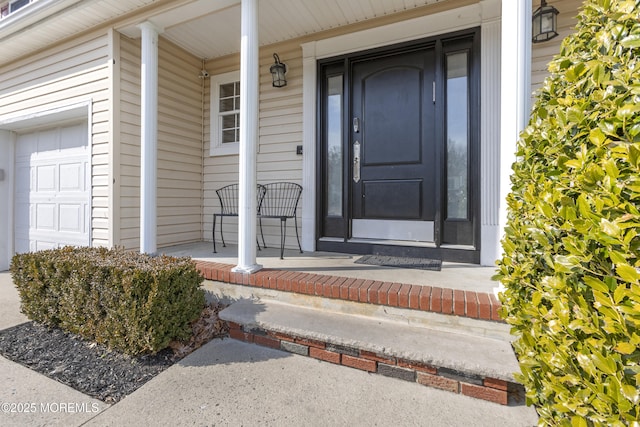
[[497, 0, 640, 424], [10, 246, 206, 356]]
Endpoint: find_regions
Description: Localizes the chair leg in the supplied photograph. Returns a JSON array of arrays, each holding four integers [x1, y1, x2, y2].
[[220, 216, 226, 248], [294, 215, 302, 253], [259, 217, 267, 249], [280, 218, 286, 260], [213, 215, 217, 253]]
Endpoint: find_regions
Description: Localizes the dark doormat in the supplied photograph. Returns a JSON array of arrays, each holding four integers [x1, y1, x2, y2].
[[354, 255, 442, 271]]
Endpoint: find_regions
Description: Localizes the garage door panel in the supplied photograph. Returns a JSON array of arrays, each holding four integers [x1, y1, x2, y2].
[[60, 125, 86, 151], [59, 162, 84, 192], [36, 204, 56, 230], [37, 128, 58, 152], [15, 165, 30, 196], [59, 204, 82, 232], [36, 164, 56, 191], [15, 133, 36, 158], [14, 122, 89, 254], [35, 241, 57, 252], [14, 202, 29, 228]]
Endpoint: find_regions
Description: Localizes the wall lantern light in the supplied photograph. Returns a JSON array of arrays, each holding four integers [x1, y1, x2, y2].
[[532, 0, 559, 43], [270, 53, 287, 88]]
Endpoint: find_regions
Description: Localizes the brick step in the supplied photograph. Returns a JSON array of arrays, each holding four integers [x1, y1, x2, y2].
[[195, 260, 503, 323], [219, 299, 525, 406]]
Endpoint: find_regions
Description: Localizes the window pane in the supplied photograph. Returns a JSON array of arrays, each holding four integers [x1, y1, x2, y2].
[[222, 130, 237, 144], [221, 114, 236, 130], [219, 98, 235, 112], [446, 52, 469, 220], [220, 83, 235, 98], [327, 75, 343, 217], [234, 95, 240, 110], [10, 0, 29, 13]]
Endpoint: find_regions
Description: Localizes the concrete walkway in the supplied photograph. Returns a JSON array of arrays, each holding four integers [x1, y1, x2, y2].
[[0, 271, 538, 426]]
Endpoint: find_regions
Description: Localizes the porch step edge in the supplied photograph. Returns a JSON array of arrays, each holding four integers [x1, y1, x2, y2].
[[203, 279, 512, 341], [195, 260, 503, 323], [219, 299, 523, 406]]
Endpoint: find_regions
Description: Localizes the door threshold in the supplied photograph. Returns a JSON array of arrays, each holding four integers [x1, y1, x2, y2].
[[439, 243, 476, 251], [316, 239, 480, 264]]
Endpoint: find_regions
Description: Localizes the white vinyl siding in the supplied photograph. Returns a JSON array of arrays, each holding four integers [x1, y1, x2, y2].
[[118, 34, 203, 250], [0, 31, 111, 248], [204, 41, 304, 249]]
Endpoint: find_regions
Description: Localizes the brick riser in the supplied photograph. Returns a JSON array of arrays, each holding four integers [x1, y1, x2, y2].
[[227, 321, 519, 405], [195, 261, 503, 322]]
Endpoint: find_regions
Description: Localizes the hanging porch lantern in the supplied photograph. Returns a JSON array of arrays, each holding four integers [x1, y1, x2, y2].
[[532, 0, 559, 43], [270, 53, 287, 88]]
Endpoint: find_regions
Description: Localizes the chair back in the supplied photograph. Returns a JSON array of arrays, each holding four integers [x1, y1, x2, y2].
[[216, 184, 266, 215], [260, 182, 302, 218]]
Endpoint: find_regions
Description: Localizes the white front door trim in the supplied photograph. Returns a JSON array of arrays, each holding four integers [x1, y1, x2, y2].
[[301, 0, 502, 264]]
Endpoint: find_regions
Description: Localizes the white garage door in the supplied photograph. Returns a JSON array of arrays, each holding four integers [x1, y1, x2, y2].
[[14, 122, 90, 253]]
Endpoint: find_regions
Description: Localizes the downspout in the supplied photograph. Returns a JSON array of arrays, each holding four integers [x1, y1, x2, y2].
[[199, 59, 209, 242]]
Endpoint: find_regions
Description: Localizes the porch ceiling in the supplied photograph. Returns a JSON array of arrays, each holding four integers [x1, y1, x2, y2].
[[152, 0, 450, 59], [0, 0, 452, 65]]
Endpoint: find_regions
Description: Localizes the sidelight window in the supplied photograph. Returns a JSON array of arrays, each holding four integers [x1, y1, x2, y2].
[[445, 51, 469, 220], [326, 75, 343, 217]]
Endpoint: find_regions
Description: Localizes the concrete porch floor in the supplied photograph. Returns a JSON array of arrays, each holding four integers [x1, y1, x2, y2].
[[160, 241, 500, 294]]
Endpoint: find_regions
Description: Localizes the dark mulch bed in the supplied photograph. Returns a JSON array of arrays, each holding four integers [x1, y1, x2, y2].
[[0, 304, 228, 404]]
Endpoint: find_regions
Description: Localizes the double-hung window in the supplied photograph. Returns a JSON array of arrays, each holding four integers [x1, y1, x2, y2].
[[210, 71, 241, 156]]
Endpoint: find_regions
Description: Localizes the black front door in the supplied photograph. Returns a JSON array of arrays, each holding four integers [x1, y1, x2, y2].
[[318, 30, 479, 262], [350, 48, 436, 241]]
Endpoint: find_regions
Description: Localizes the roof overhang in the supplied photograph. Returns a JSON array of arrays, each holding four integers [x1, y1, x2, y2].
[[0, 0, 466, 65]]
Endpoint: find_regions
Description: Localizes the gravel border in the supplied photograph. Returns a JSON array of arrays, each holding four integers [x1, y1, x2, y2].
[[0, 305, 228, 403]]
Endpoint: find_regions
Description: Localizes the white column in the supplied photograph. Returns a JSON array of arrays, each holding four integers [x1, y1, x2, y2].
[[479, 10, 502, 266], [139, 21, 161, 254], [233, 0, 262, 274], [301, 42, 317, 252], [497, 0, 531, 287], [500, 0, 531, 239]]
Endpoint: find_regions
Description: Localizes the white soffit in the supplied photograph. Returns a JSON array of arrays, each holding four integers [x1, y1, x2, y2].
[[122, 0, 449, 60]]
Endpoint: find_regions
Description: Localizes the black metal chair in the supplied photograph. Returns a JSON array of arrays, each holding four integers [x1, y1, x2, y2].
[[212, 184, 266, 253], [258, 182, 303, 259]]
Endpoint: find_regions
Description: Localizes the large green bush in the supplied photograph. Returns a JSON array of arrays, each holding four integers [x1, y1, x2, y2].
[[10, 246, 205, 355], [497, 0, 640, 424]]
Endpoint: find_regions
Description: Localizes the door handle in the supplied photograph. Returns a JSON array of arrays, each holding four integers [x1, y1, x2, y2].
[[353, 140, 360, 183]]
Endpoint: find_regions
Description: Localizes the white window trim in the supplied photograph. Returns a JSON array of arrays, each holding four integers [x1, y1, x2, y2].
[[209, 70, 240, 156]]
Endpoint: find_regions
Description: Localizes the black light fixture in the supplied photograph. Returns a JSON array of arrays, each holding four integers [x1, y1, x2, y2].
[[532, 0, 559, 43], [270, 53, 287, 88]]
